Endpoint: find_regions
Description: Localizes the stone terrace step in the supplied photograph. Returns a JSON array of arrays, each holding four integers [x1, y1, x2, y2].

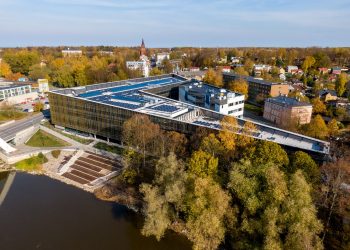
[[71, 164, 104, 178], [75, 159, 103, 172], [62, 172, 89, 185], [70, 169, 96, 182]]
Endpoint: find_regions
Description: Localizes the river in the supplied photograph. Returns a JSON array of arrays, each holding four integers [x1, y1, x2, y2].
[[0, 171, 191, 250]]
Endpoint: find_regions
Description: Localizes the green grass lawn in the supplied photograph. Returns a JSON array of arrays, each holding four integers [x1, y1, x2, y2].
[[0, 109, 27, 122], [244, 103, 263, 113], [26, 130, 70, 147], [94, 142, 124, 155], [42, 122, 93, 145], [15, 153, 48, 172]]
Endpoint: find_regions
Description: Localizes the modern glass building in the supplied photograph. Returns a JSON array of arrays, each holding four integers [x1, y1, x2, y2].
[[48, 74, 330, 158]]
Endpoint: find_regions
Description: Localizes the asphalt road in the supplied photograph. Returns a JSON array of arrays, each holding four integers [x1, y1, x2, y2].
[[0, 113, 45, 142]]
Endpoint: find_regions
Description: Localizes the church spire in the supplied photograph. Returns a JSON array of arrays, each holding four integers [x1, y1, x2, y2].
[[140, 38, 146, 57]]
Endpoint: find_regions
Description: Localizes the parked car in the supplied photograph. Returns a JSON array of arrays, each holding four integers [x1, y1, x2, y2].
[[23, 108, 34, 113]]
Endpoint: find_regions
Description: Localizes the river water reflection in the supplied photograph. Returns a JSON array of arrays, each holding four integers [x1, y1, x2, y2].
[[0, 172, 191, 250]]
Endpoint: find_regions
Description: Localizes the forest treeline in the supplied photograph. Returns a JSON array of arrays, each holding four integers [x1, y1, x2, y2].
[[117, 114, 350, 250]]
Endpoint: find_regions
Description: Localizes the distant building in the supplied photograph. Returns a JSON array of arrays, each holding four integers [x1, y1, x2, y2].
[[0, 84, 38, 105], [332, 67, 342, 75], [218, 66, 231, 73], [319, 67, 329, 74], [99, 51, 114, 56], [189, 67, 200, 72], [140, 38, 147, 57], [126, 61, 150, 77], [179, 81, 245, 118], [231, 57, 241, 64], [263, 96, 313, 126], [223, 72, 290, 104], [318, 89, 338, 102], [178, 70, 206, 81], [156, 52, 170, 66], [126, 39, 150, 77], [62, 49, 83, 57], [38, 79, 49, 93], [253, 64, 272, 75], [287, 66, 298, 74]]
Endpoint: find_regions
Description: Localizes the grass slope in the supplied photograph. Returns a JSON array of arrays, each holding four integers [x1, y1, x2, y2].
[[26, 130, 70, 147]]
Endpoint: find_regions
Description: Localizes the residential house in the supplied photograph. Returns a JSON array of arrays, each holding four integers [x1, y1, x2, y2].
[[287, 65, 298, 74], [318, 89, 338, 102]]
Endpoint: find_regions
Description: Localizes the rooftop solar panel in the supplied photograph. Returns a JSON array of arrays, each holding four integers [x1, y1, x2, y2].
[[151, 104, 180, 113], [79, 77, 183, 98]]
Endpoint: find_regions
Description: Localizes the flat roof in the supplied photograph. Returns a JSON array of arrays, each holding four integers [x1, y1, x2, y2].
[[50, 74, 330, 155], [0, 84, 31, 91], [266, 96, 312, 107], [223, 72, 288, 86], [182, 81, 244, 98]]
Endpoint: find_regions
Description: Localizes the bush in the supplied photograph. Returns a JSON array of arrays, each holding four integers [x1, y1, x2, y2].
[[122, 167, 137, 185], [51, 150, 61, 158]]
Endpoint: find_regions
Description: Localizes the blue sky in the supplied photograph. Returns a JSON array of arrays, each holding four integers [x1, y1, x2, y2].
[[0, 0, 349, 47]]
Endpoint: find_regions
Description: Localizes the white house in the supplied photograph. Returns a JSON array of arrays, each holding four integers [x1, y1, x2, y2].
[[179, 82, 245, 118], [126, 60, 150, 77], [156, 52, 170, 66]]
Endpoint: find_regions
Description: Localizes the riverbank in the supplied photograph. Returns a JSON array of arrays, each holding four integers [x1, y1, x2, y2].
[[0, 172, 192, 250]]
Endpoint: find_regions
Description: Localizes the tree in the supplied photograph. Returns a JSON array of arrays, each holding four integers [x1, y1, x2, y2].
[[227, 79, 248, 99], [3, 50, 40, 75], [186, 177, 230, 250], [140, 184, 171, 241], [317, 156, 350, 248], [154, 153, 188, 209], [302, 115, 329, 139], [0, 61, 12, 78], [218, 116, 238, 159], [228, 161, 288, 249], [190, 126, 211, 151], [161, 58, 173, 73], [327, 119, 339, 137], [164, 131, 188, 157], [53, 66, 74, 87], [302, 56, 316, 73], [250, 141, 289, 168], [228, 160, 323, 250], [203, 68, 223, 87], [33, 102, 44, 112], [188, 150, 218, 178], [28, 64, 51, 81], [233, 66, 249, 76], [199, 133, 223, 158], [243, 58, 254, 73], [149, 67, 163, 76], [282, 170, 323, 250], [290, 151, 320, 184], [140, 153, 188, 240], [239, 121, 257, 148], [122, 115, 161, 169], [335, 73, 348, 97], [311, 98, 326, 114]]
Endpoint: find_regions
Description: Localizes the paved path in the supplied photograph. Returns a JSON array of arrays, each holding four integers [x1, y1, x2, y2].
[[0, 113, 44, 142]]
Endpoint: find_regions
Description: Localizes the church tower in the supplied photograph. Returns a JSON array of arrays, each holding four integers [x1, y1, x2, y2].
[[140, 38, 147, 57]]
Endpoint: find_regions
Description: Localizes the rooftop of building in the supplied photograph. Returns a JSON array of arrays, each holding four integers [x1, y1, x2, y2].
[[266, 95, 312, 107], [50, 74, 329, 155], [0, 84, 32, 91], [223, 72, 288, 86], [182, 81, 244, 99], [319, 89, 338, 97]]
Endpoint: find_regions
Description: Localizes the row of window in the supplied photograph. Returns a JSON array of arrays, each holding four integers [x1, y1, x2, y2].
[[228, 100, 244, 106]]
